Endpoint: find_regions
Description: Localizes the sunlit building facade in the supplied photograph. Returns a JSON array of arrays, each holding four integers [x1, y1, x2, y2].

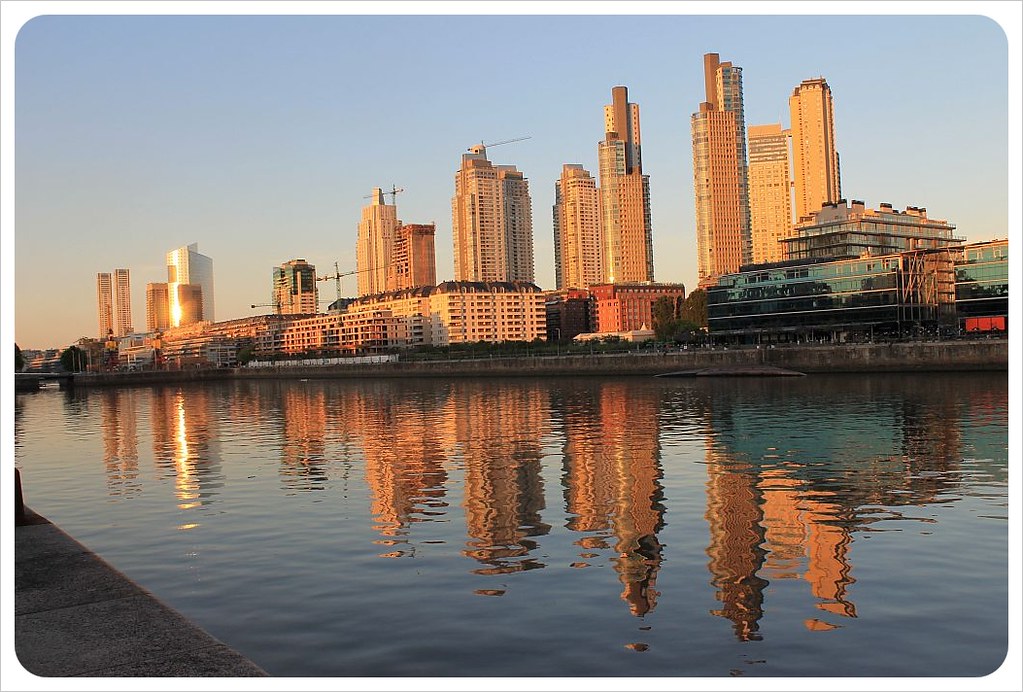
[[113, 268, 133, 336], [166, 243, 214, 326], [429, 280, 546, 345], [590, 282, 687, 334], [554, 164, 603, 290], [598, 86, 653, 284], [790, 78, 841, 222], [273, 259, 319, 315], [96, 272, 114, 339], [387, 223, 437, 292], [692, 53, 751, 288], [782, 200, 962, 261], [452, 145, 534, 283], [357, 188, 400, 296], [145, 283, 170, 333], [747, 124, 792, 265]]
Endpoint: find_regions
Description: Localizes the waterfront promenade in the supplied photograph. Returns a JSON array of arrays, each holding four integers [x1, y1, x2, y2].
[[13, 474, 267, 678]]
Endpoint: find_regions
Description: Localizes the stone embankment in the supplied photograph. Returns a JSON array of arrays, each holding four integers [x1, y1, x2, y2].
[[70, 339, 1008, 387]]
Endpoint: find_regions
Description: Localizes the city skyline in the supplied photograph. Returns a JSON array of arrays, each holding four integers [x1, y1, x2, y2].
[[6, 8, 1016, 349]]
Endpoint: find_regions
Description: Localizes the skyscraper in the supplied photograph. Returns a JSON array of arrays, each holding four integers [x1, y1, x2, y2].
[[166, 243, 214, 327], [273, 259, 319, 315], [553, 164, 603, 290], [146, 283, 170, 332], [387, 224, 437, 291], [113, 268, 133, 336], [97, 269, 133, 338], [747, 124, 793, 265], [789, 77, 841, 222], [356, 188, 400, 296], [692, 53, 751, 287], [96, 273, 114, 338], [452, 144, 534, 283], [598, 86, 653, 283]]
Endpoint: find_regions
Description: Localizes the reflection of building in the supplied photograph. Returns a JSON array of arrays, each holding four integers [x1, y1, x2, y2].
[[701, 375, 975, 639], [99, 389, 140, 496], [354, 388, 448, 553], [279, 387, 330, 491], [598, 86, 653, 284], [747, 124, 792, 265], [559, 381, 666, 616], [149, 387, 223, 522], [453, 382, 551, 574], [273, 259, 319, 315], [704, 450, 769, 640], [167, 243, 215, 326], [692, 53, 750, 287]]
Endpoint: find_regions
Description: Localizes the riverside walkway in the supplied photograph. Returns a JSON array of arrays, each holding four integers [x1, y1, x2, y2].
[[13, 471, 267, 678]]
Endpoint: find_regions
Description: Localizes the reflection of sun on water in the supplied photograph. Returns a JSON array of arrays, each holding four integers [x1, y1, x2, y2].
[[174, 394, 199, 510]]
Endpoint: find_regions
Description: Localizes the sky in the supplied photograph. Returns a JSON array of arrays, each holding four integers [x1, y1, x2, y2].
[[3, 2, 1020, 350]]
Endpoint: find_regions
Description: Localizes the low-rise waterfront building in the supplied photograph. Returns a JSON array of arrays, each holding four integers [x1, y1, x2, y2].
[[706, 247, 960, 344], [429, 280, 546, 346], [545, 289, 595, 342], [590, 283, 687, 334]]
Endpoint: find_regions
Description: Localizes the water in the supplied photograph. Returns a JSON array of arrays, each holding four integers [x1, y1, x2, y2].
[[12, 373, 1009, 678]]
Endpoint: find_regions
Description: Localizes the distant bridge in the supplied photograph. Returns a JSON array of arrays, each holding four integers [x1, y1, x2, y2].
[[14, 372, 76, 391]]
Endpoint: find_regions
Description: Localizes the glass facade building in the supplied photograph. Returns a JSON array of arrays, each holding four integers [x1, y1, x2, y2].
[[707, 248, 959, 343], [954, 239, 1009, 331]]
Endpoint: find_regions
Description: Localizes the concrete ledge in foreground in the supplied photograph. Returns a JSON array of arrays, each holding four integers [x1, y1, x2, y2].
[[14, 508, 268, 677]]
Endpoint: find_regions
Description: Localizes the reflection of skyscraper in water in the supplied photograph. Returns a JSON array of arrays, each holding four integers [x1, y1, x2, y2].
[[704, 450, 769, 639], [149, 387, 224, 519], [757, 471, 856, 625], [280, 387, 331, 492], [353, 387, 449, 555], [451, 382, 551, 574], [697, 382, 958, 637], [99, 389, 141, 497], [559, 382, 666, 616]]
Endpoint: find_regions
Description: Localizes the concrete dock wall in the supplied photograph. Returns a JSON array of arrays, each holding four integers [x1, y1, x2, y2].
[[70, 339, 1007, 386]]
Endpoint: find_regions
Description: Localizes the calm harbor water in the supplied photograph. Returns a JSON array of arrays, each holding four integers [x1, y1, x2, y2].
[[13, 373, 1009, 678]]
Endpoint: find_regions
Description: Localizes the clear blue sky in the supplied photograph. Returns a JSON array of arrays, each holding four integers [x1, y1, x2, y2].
[[4, 4, 1018, 350]]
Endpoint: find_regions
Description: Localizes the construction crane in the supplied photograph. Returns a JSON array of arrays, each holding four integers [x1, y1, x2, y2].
[[250, 300, 281, 314], [317, 261, 358, 304], [363, 184, 405, 206], [467, 136, 531, 152]]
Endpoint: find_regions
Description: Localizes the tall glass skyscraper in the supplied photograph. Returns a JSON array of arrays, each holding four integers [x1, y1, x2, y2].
[[166, 243, 214, 327]]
